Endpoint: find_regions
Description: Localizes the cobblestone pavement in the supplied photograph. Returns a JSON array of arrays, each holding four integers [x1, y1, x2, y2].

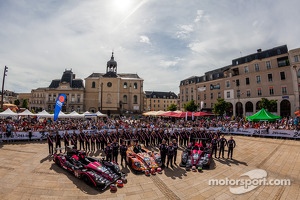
[[0, 136, 299, 200]]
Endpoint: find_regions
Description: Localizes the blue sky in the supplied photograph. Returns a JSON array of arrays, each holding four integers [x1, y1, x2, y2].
[[0, 0, 299, 94]]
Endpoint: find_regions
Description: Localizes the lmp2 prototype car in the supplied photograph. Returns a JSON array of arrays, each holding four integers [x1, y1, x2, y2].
[[179, 143, 211, 171], [53, 148, 125, 190], [126, 146, 162, 173]]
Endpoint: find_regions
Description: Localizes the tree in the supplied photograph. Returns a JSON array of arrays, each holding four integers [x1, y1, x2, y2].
[[14, 99, 20, 106], [213, 98, 230, 116], [167, 103, 177, 111], [183, 100, 198, 112], [258, 98, 277, 112], [22, 99, 28, 109]]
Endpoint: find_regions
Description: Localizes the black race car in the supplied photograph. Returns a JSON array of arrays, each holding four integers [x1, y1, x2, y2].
[[53, 147, 126, 190]]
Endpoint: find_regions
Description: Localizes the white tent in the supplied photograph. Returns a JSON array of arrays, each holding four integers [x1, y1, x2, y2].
[[66, 111, 84, 118], [0, 108, 18, 117], [96, 111, 107, 117], [36, 110, 52, 118], [18, 109, 34, 116]]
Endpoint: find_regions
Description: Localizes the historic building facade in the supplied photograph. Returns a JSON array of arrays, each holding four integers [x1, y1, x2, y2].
[[144, 91, 178, 111], [180, 45, 300, 117], [84, 53, 144, 115], [30, 69, 84, 112]]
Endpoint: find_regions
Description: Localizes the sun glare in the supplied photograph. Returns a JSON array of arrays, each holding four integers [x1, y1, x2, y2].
[[114, 0, 133, 12]]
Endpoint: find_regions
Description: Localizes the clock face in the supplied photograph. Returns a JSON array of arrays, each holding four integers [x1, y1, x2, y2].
[[107, 82, 112, 87]]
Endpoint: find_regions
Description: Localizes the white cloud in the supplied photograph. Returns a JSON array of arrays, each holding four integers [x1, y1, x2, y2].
[[139, 35, 151, 44]]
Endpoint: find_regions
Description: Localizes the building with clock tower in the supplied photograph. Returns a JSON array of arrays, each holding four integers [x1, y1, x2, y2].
[[84, 53, 144, 115]]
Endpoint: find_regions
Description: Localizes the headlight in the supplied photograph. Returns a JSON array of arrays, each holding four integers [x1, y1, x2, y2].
[[134, 162, 141, 168]]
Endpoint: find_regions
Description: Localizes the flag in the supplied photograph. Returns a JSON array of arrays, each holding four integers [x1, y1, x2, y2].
[[54, 94, 67, 121]]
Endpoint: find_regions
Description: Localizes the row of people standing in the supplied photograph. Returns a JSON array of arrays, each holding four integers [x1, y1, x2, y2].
[[210, 135, 236, 159], [47, 128, 220, 155]]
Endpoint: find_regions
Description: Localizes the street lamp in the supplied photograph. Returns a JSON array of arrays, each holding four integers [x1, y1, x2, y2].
[[1, 66, 8, 110]]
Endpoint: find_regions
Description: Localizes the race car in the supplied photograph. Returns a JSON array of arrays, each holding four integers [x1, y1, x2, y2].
[[53, 147, 124, 190], [179, 142, 211, 171], [126, 146, 161, 173]]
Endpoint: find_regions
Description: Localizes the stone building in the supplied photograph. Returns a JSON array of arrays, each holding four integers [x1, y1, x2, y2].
[[180, 45, 300, 117], [30, 69, 84, 112], [84, 53, 144, 115], [144, 91, 178, 111]]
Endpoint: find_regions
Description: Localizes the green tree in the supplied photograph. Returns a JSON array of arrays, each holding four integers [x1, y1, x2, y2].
[[22, 99, 28, 109], [14, 99, 20, 106], [258, 98, 277, 112], [213, 98, 230, 116], [167, 103, 177, 111], [183, 100, 198, 112]]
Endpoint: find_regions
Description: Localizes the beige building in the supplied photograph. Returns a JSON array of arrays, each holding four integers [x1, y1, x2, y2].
[[84, 53, 144, 115], [30, 69, 85, 112], [180, 45, 300, 117], [144, 91, 178, 111]]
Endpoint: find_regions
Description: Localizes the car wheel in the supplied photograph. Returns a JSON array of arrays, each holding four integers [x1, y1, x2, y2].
[[83, 175, 91, 186], [55, 158, 61, 167]]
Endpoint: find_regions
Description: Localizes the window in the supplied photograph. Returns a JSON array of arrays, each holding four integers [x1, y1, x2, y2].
[[226, 91, 230, 98], [210, 93, 213, 99], [218, 92, 221, 98], [294, 55, 299, 62], [280, 72, 286, 80], [92, 82, 95, 88], [245, 77, 250, 85], [257, 88, 262, 96], [237, 90, 240, 98], [226, 81, 230, 88], [123, 82, 128, 88], [269, 87, 274, 95], [236, 79, 240, 86], [244, 66, 249, 73], [133, 82, 138, 89], [77, 95, 81, 103], [71, 95, 75, 102], [282, 87, 287, 95], [246, 90, 251, 97], [204, 94, 206, 100], [256, 76, 261, 83], [123, 95, 127, 103], [255, 64, 260, 72], [268, 74, 273, 82], [266, 61, 271, 69], [133, 95, 138, 104]]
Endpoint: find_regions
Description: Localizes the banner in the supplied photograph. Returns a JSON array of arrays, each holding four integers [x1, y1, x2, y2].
[[54, 94, 67, 121]]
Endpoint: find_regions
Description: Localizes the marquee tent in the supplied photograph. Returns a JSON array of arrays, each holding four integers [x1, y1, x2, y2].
[[0, 108, 18, 117], [18, 109, 34, 116], [246, 108, 281, 122]]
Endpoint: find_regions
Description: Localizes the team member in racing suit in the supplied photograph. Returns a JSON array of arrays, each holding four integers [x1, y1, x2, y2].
[[218, 134, 227, 158], [78, 131, 85, 150], [211, 135, 218, 158], [112, 138, 119, 163], [166, 142, 174, 168], [63, 131, 70, 152], [227, 136, 236, 159], [55, 131, 62, 153], [120, 140, 128, 166], [104, 142, 112, 162], [47, 131, 54, 155], [172, 139, 178, 165], [159, 139, 168, 168], [133, 141, 142, 153]]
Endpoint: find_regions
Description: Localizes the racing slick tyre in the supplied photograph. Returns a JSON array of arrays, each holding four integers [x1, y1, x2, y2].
[[55, 158, 61, 167]]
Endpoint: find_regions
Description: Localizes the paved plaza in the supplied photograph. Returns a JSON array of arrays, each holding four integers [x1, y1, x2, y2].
[[0, 135, 299, 200]]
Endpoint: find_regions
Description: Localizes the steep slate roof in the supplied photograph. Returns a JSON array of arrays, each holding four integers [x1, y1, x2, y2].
[[145, 91, 178, 99], [87, 73, 142, 79], [48, 69, 84, 89]]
